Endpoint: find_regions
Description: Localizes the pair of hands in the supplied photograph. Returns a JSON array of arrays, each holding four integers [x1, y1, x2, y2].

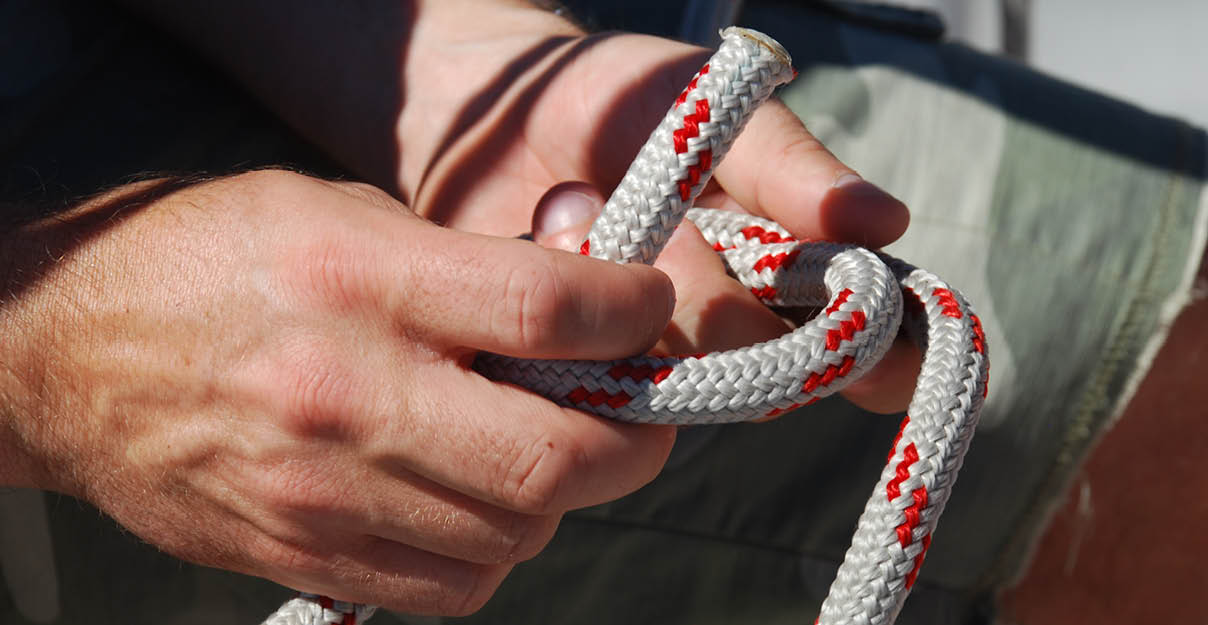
[[0, 1, 916, 615]]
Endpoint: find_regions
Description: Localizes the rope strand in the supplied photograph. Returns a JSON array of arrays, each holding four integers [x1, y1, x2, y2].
[[264, 27, 988, 625]]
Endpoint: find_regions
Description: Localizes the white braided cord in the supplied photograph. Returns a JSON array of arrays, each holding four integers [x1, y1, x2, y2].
[[265, 27, 989, 625], [263, 594, 374, 625]]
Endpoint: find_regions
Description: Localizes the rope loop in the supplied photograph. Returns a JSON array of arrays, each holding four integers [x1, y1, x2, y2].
[[265, 27, 989, 625]]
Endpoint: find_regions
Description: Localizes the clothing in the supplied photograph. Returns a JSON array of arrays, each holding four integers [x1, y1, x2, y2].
[[1, 2, 1204, 624]]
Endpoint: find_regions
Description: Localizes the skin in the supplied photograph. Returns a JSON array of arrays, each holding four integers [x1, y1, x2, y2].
[[0, 0, 919, 616], [0, 172, 681, 613], [119, 0, 918, 411]]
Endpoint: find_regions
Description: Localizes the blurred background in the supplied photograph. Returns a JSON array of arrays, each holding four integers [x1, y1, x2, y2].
[[898, 0, 1208, 131], [562, 0, 1208, 131]]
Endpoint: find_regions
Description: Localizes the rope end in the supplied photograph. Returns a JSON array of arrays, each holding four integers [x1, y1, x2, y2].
[[719, 27, 793, 70]]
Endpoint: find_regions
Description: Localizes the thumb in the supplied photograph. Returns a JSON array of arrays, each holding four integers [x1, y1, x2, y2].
[[715, 100, 909, 247], [531, 182, 604, 252]]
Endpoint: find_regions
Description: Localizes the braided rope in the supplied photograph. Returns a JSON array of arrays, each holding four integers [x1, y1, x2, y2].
[[265, 27, 988, 625], [262, 594, 374, 625]]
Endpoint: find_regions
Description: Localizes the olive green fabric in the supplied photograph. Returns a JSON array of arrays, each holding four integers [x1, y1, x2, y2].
[[2, 2, 1204, 625], [751, 3, 1207, 595]]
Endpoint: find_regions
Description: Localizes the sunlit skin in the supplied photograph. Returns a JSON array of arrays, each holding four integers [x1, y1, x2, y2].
[[0, 0, 925, 616]]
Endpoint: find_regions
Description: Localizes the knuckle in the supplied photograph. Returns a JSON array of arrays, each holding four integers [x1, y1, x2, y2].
[[332, 181, 404, 212], [254, 456, 349, 518], [252, 535, 327, 580], [286, 235, 374, 312], [245, 168, 296, 182], [441, 564, 505, 617], [490, 258, 573, 354], [770, 112, 833, 164], [495, 513, 559, 563], [230, 168, 308, 198], [497, 431, 587, 514], [780, 133, 829, 162], [274, 339, 359, 439]]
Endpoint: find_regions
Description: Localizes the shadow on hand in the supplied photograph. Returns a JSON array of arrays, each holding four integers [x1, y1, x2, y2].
[[415, 32, 709, 232], [0, 175, 207, 307]]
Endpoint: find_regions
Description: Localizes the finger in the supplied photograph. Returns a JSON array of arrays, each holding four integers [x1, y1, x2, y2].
[[362, 474, 562, 566], [377, 364, 677, 516], [648, 221, 790, 355], [713, 99, 910, 247], [316, 178, 414, 214], [283, 464, 562, 566], [261, 532, 513, 616], [531, 183, 788, 356], [838, 335, 920, 414], [379, 219, 675, 360], [530, 181, 605, 251], [694, 180, 740, 213], [652, 224, 918, 415], [527, 183, 915, 417]]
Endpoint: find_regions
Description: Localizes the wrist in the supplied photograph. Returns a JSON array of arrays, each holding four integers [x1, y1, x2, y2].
[[0, 181, 169, 494], [0, 222, 64, 490]]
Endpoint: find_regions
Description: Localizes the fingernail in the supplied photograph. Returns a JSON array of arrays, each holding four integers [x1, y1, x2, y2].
[[533, 190, 601, 238], [833, 173, 895, 200]]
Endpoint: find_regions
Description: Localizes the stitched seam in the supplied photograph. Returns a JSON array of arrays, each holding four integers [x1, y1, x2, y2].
[[977, 121, 1201, 591]]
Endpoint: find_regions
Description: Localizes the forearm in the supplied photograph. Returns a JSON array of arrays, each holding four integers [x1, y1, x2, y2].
[[0, 340, 43, 489], [0, 181, 182, 492], [118, 0, 582, 200]]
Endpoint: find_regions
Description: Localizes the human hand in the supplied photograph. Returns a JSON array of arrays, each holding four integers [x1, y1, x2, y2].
[[0, 171, 677, 614], [396, 6, 919, 412], [116, 0, 920, 412]]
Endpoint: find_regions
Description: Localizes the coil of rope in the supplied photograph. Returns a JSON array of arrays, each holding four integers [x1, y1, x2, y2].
[[264, 27, 989, 625]]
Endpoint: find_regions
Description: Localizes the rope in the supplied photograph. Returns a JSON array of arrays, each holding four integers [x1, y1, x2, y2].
[[262, 594, 374, 625], [264, 27, 989, 625]]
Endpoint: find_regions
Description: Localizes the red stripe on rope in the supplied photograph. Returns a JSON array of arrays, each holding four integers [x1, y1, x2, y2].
[[750, 286, 778, 300], [970, 313, 986, 354], [825, 310, 866, 351], [670, 64, 715, 206], [674, 99, 713, 201], [886, 443, 919, 501], [752, 249, 800, 273], [932, 288, 963, 319], [607, 363, 674, 384], [673, 99, 710, 153], [887, 415, 910, 463], [566, 386, 632, 409], [825, 288, 853, 316], [904, 534, 932, 589], [885, 438, 933, 586], [674, 64, 710, 107], [802, 355, 855, 393], [739, 225, 794, 244]]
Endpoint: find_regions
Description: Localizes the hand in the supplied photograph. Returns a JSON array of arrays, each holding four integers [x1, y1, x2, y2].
[[397, 8, 920, 412], [0, 171, 677, 614], [118, 0, 921, 412]]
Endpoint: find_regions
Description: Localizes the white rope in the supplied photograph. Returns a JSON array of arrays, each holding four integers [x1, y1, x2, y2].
[[262, 594, 374, 625], [265, 27, 989, 625]]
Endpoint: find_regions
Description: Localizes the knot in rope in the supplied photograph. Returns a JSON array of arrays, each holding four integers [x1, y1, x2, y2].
[[268, 27, 989, 625]]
